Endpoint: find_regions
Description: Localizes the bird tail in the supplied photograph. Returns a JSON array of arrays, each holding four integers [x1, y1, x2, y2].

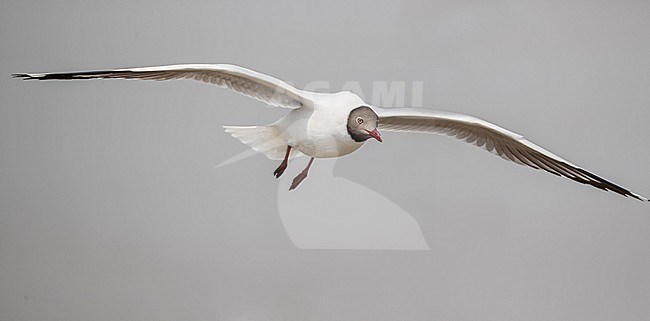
[[223, 125, 302, 160]]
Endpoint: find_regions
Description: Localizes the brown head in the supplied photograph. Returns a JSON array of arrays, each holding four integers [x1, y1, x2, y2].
[[346, 106, 382, 143]]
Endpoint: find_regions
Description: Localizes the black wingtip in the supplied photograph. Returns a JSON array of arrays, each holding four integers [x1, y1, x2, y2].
[[622, 190, 648, 202], [12, 73, 31, 80], [11, 70, 120, 81], [12, 73, 47, 80]]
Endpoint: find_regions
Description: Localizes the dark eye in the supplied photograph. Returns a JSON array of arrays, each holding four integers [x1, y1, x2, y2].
[[356, 117, 364, 124]]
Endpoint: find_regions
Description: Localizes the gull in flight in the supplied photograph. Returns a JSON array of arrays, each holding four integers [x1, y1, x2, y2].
[[13, 64, 648, 201]]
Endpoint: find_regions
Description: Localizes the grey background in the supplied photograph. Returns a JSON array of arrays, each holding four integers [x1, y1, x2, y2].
[[2, 0, 650, 320]]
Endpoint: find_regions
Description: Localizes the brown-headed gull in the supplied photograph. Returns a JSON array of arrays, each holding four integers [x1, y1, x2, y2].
[[12, 64, 648, 201]]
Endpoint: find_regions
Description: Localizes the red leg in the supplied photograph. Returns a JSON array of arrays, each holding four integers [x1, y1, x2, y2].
[[273, 146, 292, 178], [289, 157, 315, 190]]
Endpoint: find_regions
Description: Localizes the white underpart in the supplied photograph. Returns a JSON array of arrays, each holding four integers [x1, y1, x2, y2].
[[13, 64, 647, 200]]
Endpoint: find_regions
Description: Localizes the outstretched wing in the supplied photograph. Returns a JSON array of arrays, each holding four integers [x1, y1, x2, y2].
[[13, 64, 309, 109], [375, 107, 647, 202]]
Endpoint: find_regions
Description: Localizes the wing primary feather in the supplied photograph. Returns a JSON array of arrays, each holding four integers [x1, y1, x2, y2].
[[376, 107, 648, 201], [13, 64, 308, 109]]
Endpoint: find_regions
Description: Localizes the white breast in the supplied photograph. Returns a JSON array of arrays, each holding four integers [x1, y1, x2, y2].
[[275, 92, 366, 158]]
